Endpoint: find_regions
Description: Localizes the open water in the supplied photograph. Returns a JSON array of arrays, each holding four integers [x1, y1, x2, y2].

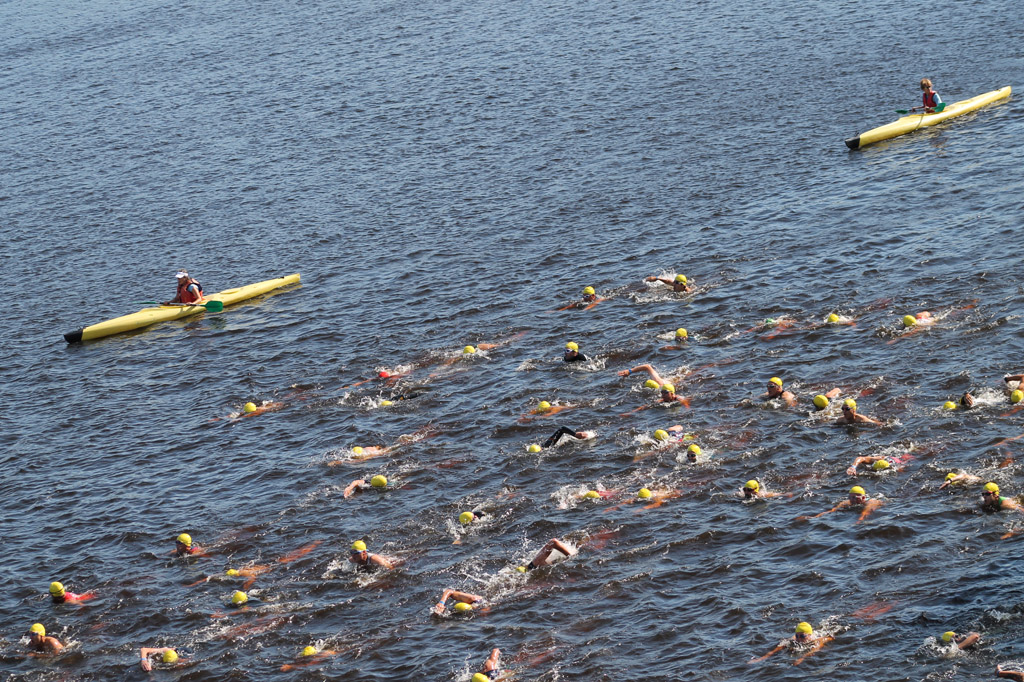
[[2, 0, 1023, 679]]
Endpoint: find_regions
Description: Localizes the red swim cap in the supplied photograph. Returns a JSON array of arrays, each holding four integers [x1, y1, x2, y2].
[[378, 371, 390, 378]]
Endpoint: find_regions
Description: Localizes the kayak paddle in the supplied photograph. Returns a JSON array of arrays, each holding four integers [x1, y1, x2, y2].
[[896, 102, 946, 115], [136, 300, 225, 312]]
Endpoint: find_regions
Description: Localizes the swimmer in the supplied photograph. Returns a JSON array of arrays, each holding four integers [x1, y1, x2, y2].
[[940, 630, 980, 650], [48, 581, 95, 604], [801, 486, 884, 523], [645, 273, 693, 293], [903, 311, 936, 327], [938, 471, 982, 490], [680, 443, 704, 464], [542, 426, 593, 448], [472, 648, 503, 681], [998, 664, 1024, 681], [459, 509, 488, 525], [174, 533, 203, 557], [740, 479, 782, 500], [140, 647, 182, 671], [343, 474, 390, 498], [432, 589, 486, 615], [563, 341, 589, 363], [326, 425, 439, 466], [845, 454, 908, 476], [762, 377, 797, 407], [556, 286, 605, 311], [811, 388, 843, 411], [348, 540, 395, 571], [836, 399, 882, 425], [519, 400, 575, 421], [520, 538, 575, 571], [750, 622, 828, 664], [980, 482, 1022, 513], [660, 328, 690, 350], [960, 391, 976, 408], [26, 623, 63, 654], [618, 365, 688, 405]]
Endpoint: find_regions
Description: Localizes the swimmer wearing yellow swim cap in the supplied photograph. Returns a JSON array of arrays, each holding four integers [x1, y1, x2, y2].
[[139, 646, 179, 670], [564, 341, 588, 363], [981, 482, 1021, 512], [27, 623, 63, 654], [644, 273, 693, 292], [243, 402, 257, 413], [433, 588, 485, 615], [582, 286, 597, 303], [837, 399, 882, 425], [763, 377, 797, 407], [941, 630, 981, 649], [472, 648, 503, 682], [349, 540, 395, 571], [175, 533, 199, 557]]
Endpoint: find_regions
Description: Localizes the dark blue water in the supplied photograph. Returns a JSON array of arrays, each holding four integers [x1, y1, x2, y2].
[[2, 0, 1023, 679]]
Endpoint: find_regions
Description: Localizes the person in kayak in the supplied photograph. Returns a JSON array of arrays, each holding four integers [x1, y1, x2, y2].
[[49, 581, 95, 604], [27, 623, 64, 654], [563, 342, 588, 363], [165, 271, 203, 305], [645, 273, 693, 293], [348, 540, 395, 571], [919, 78, 942, 113]]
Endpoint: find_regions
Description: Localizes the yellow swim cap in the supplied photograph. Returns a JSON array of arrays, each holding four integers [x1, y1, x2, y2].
[[941, 631, 955, 643], [516, 565, 527, 573], [370, 475, 388, 489], [226, 568, 240, 577], [687, 444, 702, 456], [527, 444, 541, 453], [177, 533, 192, 546], [380, 400, 393, 406], [674, 274, 687, 284], [162, 650, 179, 664], [643, 379, 659, 389], [537, 400, 551, 412], [813, 394, 829, 410], [49, 582, 65, 596], [459, 511, 475, 525], [795, 622, 813, 635], [302, 646, 317, 657], [454, 601, 474, 613], [675, 328, 688, 339], [850, 486, 866, 495], [584, 490, 600, 499], [745, 480, 759, 491], [463, 345, 476, 354], [872, 459, 890, 471], [583, 286, 595, 295], [231, 590, 248, 605], [903, 315, 917, 327], [827, 313, 839, 323], [352, 446, 364, 455], [945, 472, 957, 481], [473, 674, 491, 682], [638, 488, 652, 499], [351, 540, 367, 552], [844, 399, 857, 411], [653, 429, 670, 441], [1012, 390, 1024, 404], [769, 377, 783, 387], [243, 402, 257, 413], [943, 401, 956, 410], [565, 341, 579, 351], [985, 482, 1000, 493], [29, 623, 45, 636], [660, 383, 675, 394]]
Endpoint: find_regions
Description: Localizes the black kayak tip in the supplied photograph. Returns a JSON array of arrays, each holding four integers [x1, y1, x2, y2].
[[845, 136, 861, 150], [64, 329, 83, 344]]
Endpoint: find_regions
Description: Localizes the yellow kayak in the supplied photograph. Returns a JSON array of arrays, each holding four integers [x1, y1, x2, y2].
[[64, 273, 300, 343], [845, 86, 1011, 149]]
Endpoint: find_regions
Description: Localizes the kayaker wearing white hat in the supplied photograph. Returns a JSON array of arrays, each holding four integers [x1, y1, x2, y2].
[[165, 270, 203, 305]]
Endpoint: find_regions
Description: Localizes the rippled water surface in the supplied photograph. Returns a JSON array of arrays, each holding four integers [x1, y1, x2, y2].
[[2, 0, 1023, 679]]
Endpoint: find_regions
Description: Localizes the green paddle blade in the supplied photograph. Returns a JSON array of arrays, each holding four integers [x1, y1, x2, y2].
[[203, 300, 224, 312]]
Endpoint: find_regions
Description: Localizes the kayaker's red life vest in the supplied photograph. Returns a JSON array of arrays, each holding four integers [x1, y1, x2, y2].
[[922, 91, 939, 109], [177, 278, 203, 304]]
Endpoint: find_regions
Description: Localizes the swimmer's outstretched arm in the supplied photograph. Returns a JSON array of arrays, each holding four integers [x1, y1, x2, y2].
[[618, 364, 665, 384], [435, 589, 485, 611], [530, 538, 574, 567], [856, 499, 884, 524], [802, 500, 850, 520], [846, 456, 875, 476], [483, 648, 501, 673], [998, 664, 1024, 681], [343, 480, 367, 498], [140, 647, 176, 671], [1006, 374, 1024, 384]]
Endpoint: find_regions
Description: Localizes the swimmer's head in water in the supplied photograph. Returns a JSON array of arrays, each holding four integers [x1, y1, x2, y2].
[[537, 400, 552, 412], [769, 377, 783, 387], [378, 370, 390, 378], [473, 674, 491, 682], [827, 313, 839, 323], [850, 486, 866, 495], [163, 650, 179, 664], [527, 444, 541, 453], [660, 383, 675, 395], [1012, 390, 1024, 404], [945, 472, 957, 482], [29, 623, 45, 637], [813, 394, 829, 410], [351, 540, 367, 553], [370, 475, 388, 489], [226, 568, 240, 576], [453, 601, 474, 613], [231, 590, 248, 605], [745, 480, 760, 491], [675, 328, 688, 339], [243, 402, 257, 413], [584, 490, 600, 499], [902, 315, 917, 328], [687, 444, 702, 460], [943, 401, 957, 410], [638, 488, 652, 499], [843, 399, 857, 412], [872, 459, 890, 471], [674, 274, 687, 284], [644, 379, 659, 389], [380, 400, 393, 407], [583, 286, 595, 296], [176, 533, 192, 548], [49, 582, 65, 597], [352, 446, 364, 455], [565, 341, 579, 352], [795, 621, 813, 635], [459, 511, 475, 525], [463, 345, 476, 354], [984, 482, 1000, 494], [653, 429, 670, 442], [302, 646, 317, 657], [941, 631, 955, 643]]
